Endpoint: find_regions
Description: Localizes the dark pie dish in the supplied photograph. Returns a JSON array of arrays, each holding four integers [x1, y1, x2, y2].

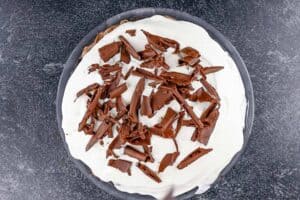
[[56, 8, 254, 200]]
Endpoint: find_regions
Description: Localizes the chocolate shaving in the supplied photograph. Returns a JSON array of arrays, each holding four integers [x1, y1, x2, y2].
[[142, 30, 179, 53], [175, 111, 185, 136], [159, 152, 179, 173], [108, 159, 132, 175], [88, 64, 101, 73], [132, 68, 163, 81], [143, 145, 154, 162], [109, 83, 128, 98], [137, 163, 161, 183], [189, 87, 214, 102], [191, 128, 198, 141], [98, 41, 121, 62], [198, 109, 219, 145], [107, 135, 122, 158], [128, 78, 145, 122], [78, 87, 103, 131], [76, 83, 100, 98], [150, 86, 173, 112], [116, 96, 127, 115], [179, 56, 200, 66], [162, 86, 204, 130], [124, 66, 134, 80], [139, 45, 158, 60], [160, 71, 192, 86], [85, 121, 110, 151], [141, 95, 153, 117], [98, 64, 122, 80], [124, 145, 148, 161], [151, 107, 178, 138], [140, 55, 169, 69], [200, 78, 220, 100], [202, 66, 224, 75], [180, 47, 200, 58], [120, 45, 130, 64], [125, 29, 136, 36], [200, 102, 218, 121], [177, 147, 212, 169], [181, 119, 195, 127], [119, 35, 141, 60]]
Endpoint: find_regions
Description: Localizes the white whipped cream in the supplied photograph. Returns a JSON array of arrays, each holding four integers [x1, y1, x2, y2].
[[61, 15, 246, 199]]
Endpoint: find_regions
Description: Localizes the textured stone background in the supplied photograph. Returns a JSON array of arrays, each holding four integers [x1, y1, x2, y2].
[[0, 0, 299, 200]]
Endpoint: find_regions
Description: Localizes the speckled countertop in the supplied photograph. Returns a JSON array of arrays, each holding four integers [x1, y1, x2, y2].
[[0, 1, 299, 200]]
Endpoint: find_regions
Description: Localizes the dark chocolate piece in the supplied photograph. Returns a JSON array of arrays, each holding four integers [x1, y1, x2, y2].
[[107, 135, 122, 158], [177, 147, 212, 169], [175, 111, 185, 136], [128, 78, 145, 122], [139, 45, 158, 60], [198, 109, 219, 145], [158, 152, 179, 173], [179, 56, 200, 66], [98, 41, 121, 62], [137, 163, 161, 183], [189, 87, 214, 102], [108, 159, 132, 175], [140, 56, 169, 69], [200, 78, 220, 100], [109, 83, 128, 98], [150, 86, 173, 111], [143, 145, 154, 163], [119, 35, 141, 60]]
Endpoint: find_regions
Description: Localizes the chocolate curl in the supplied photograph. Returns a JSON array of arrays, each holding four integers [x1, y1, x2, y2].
[[124, 145, 148, 161], [143, 145, 154, 162], [137, 163, 161, 183], [108, 159, 132, 175], [88, 64, 101, 73], [118, 122, 130, 144], [189, 87, 214, 102], [191, 128, 198, 141], [107, 135, 122, 158], [200, 102, 218, 121], [124, 66, 134, 80], [82, 117, 95, 135], [140, 95, 153, 117], [179, 56, 200, 66], [109, 83, 128, 98], [120, 45, 130, 64], [78, 87, 103, 131], [175, 111, 185, 137], [132, 68, 163, 82], [142, 30, 179, 53], [198, 109, 219, 145], [158, 152, 179, 173], [128, 130, 151, 146], [202, 66, 224, 75], [150, 86, 173, 111], [139, 45, 158, 60], [116, 96, 127, 116], [181, 119, 195, 127], [125, 29, 136, 36], [85, 121, 110, 151], [152, 107, 178, 138], [160, 71, 192, 86], [98, 41, 121, 62], [76, 83, 100, 98], [200, 78, 220, 100], [180, 47, 200, 58], [140, 56, 170, 69], [148, 81, 161, 88], [107, 71, 122, 93], [119, 35, 141, 60], [128, 78, 145, 123], [177, 147, 212, 169], [163, 86, 204, 130]]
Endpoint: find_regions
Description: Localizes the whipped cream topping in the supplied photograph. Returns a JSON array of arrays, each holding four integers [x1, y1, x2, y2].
[[62, 15, 247, 199]]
